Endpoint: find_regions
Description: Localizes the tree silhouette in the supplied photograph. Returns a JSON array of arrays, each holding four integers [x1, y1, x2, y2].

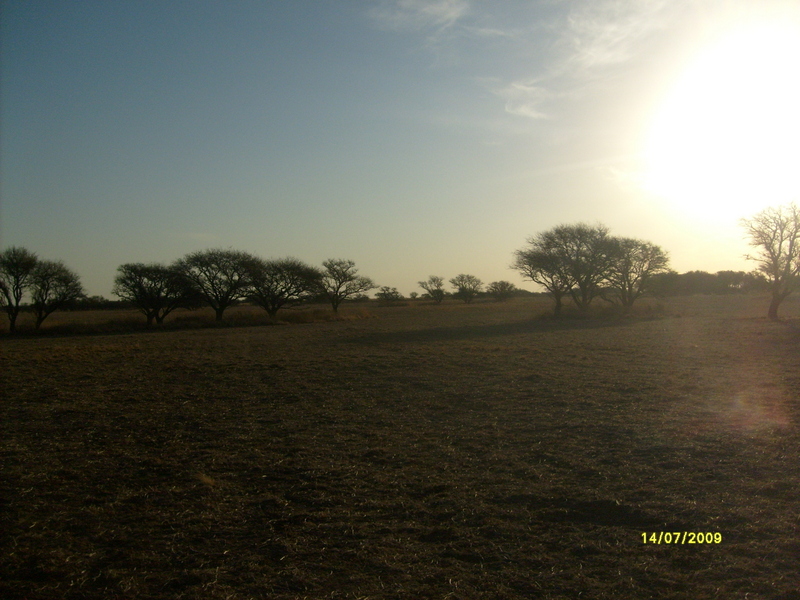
[[418, 276, 447, 303], [741, 203, 800, 320], [30, 260, 85, 329], [553, 223, 613, 310], [318, 259, 376, 313], [246, 257, 321, 318], [113, 263, 197, 326], [487, 280, 516, 302], [604, 238, 670, 311], [450, 274, 483, 304], [376, 286, 403, 301], [176, 249, 257, 321], [512, 236, 573, 317], [0, 246, 38, 332]]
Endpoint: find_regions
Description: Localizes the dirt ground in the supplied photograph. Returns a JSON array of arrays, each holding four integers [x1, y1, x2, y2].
[[2, 295, 799, 599]]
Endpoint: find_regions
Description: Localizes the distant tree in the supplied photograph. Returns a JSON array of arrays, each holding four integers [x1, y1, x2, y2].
[[741, 271, 770, 293], [72, 295, 126, 311], [741, 202, 800, 319], [113, 263, 197, 326], [246, 257, 321, 318], [176, 249, 257, 321], [512, 237, 573, 317], [318, 259, 376, 313], [487, 280, 516, 302], [555, 223, 613, 310], [450, 274, 483, 304], [376, 286, 403, 302], [0, 246, 38, 332], [30, 260, 85, 329], [409, 292, 418, 300], [513, 224, 613, 314], [604, 238, 670, 311], [647, 270, 681, 297], [418, 276, 447, 304]]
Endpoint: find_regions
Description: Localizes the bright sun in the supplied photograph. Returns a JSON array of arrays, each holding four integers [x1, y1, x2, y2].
[[643, 21, 800, 220]]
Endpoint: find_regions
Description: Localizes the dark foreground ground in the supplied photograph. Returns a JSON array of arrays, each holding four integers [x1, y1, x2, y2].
[[2, 296, 799, 599]]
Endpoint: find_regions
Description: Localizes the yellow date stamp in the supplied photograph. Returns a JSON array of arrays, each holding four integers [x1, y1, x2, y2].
[[642, 532, 722, 544]]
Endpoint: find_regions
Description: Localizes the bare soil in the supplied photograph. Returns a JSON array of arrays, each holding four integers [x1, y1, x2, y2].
[[2, 296, 799, 599]]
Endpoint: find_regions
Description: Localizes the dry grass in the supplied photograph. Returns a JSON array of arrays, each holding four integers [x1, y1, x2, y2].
[[0, 303, 375, 336], [1, 294, 799, 599]]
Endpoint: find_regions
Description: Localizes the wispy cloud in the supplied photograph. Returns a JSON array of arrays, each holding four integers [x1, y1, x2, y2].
[[563, 0, 677, 71], [368, 0, 469, 32], [495, 1, 683, 120], [494, 80, 552, 120]]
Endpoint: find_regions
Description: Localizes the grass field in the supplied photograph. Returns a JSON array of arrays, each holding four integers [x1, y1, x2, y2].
[[1, 295, 799, 599]]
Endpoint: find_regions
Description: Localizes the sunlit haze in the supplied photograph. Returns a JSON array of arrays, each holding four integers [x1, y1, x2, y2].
[[2, 1, 799, 296], [643, 20, 800, 221]]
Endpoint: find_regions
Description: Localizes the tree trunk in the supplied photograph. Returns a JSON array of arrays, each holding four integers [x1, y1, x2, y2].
[[553, 294, 563, 318], [768, 293, 783, 320], [215, 307, 225, 322]]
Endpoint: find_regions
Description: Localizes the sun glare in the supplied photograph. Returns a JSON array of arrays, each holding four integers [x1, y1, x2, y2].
[[643, 22, 800, 220]]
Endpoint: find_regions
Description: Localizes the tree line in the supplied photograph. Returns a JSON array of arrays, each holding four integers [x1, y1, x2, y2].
[[0, 247, 85, 332], [112, 253, 377, 326], [2, 202, 798, 330], [511, 223, 671, 316], [510, 203, 799, 320]]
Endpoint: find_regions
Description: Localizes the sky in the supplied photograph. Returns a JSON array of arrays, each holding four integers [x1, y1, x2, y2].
[[2, 0, 800, 297]]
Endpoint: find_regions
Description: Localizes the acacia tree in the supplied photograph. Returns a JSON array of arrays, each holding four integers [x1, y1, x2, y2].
[[487, 280, 516, 302], [113, 263, 197, 326], [0, 246, 39, 332], [512, 241, 572, 317], [245, 257, 321, 318], [450, 274, 483, 304], [418, 275, 447, 304], [176, 249, 257, 321], [318, 259, 376, 313], [604, 238, 670, 311], [376, 286, 403, 301], [554, 223, 613, 310], [512, 224, 613, 314], [30, 260, 85, 329], [741, 202, 800, 320]]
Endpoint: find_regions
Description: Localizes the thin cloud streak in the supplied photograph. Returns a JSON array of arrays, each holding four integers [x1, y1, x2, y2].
[[495, 80, 552, 120], [563, 0, 678, 72], [368, 0, 469, 32]]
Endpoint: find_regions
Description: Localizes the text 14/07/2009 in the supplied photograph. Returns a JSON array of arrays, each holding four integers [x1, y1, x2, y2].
[[642, 532, 722, 544]]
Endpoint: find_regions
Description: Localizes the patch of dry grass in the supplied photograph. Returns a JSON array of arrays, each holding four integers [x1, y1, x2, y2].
[[1, 294, 799, 599]]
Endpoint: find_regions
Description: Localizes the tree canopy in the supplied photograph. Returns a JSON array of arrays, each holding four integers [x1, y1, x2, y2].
[[741, 202, 800, 319], [318, 259, 376, 313]]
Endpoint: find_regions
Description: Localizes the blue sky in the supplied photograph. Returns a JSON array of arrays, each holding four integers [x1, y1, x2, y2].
[[3, 0, 799, 296]]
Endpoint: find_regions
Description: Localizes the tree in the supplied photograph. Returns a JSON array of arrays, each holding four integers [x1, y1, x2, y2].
[[30, 260, 85, 329], [376, 286, 403, 302], [176, 249, 257, 321], [418, 276, 447, 304], [513, 224, 614, 315], [450, 274, 483, 304], [0, 246, 38, 332], [246, 257, 321, 318], [741, 202, 800, 319], [113, 263, 197, 326], [512, 237, 573, 317], [553, 223, 613, 310], [487, 280, 516, 302], [604, 238, 670, 311], [318, 259, 376, 313]]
